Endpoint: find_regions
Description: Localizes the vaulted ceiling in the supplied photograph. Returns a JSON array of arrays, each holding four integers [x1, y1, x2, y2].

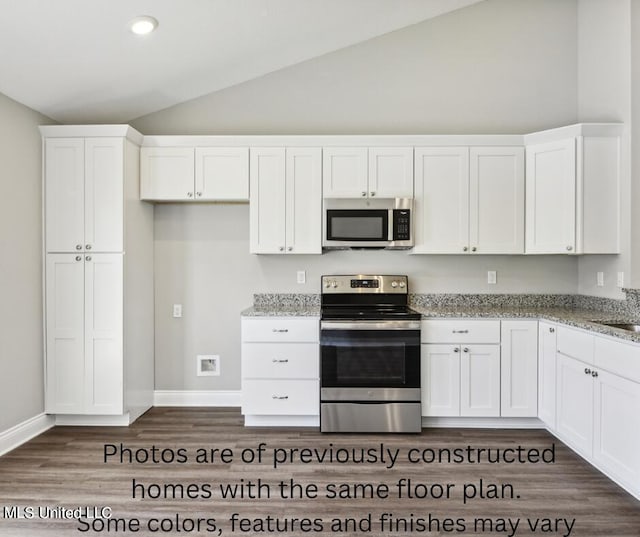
[[0, 0, 484, 123]]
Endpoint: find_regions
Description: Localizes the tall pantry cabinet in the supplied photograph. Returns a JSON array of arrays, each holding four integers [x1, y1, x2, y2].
[[40, 125, 154, 424]]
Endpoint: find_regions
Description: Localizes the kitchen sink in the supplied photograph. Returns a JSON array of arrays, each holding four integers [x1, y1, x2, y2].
[[593, 321, 640, 332]]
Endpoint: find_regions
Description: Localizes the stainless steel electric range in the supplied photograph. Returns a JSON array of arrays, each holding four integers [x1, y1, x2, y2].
[[319, 275, 422, 433]]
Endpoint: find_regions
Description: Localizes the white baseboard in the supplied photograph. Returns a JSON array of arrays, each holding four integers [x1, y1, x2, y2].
[[0, 413, 55, 457], [153, 390, 242, 407], [54, 414, 131, 426], [422, 417, 544, 429]]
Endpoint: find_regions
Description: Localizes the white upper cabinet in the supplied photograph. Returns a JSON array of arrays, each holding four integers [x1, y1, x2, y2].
[[323, 147, 412, 198], [525, 124, 621, 254], [140, 146, 249, 201], [45, 137, 124, 253], [322, 147, 368, 198], [250, 147, 322, 254], [140, 147, 194, 200], [413, 147, 469, 253], [368, 147, 414, 198], [469, 147, 524, 254], [414, 146, 524, 254], [195, 147, 249, 200]]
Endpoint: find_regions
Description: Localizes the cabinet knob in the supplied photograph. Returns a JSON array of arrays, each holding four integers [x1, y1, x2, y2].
[[463, 347, 469, 353], [584, 368, 591, 375], [471, 246, 477, 252], [279, 246, 284, 252], [549, 327, 555, 333], [566, 245, 573, 251], [453, 347, 460, 353], [591, 370, 599, 378], [76, 244, 82, 250], [361, 192, 367, 197], [187, 192, 193, 198], [196, 192, 202, 197], [75, 255, 82, 261], [463, 246, 468, 252], [85, 255, 92, 261], [287, 246, 293, 252], [370, 192, 376, 197], [85, 244, 92, 250]]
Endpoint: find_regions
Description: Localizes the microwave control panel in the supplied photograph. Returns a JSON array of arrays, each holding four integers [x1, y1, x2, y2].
[[393, 210, 411, 241]]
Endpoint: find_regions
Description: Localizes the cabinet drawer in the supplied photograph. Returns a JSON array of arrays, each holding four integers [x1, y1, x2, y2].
[[242, 317, 319, 343], [557, 325, 594, 364], [594, 337, 640, 383], [421, 320, 500, 344], [242, 379, 319, 415], [242, 343, 318, 379]]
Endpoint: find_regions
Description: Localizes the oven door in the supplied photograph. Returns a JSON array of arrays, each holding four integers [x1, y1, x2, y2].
[[320, 320, 420, 399]]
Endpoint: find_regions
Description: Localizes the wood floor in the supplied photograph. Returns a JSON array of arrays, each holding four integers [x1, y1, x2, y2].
[[0, 407, 638, 536]]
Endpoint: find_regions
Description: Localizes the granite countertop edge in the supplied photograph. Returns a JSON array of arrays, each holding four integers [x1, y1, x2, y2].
[[241, 305, 640, 343]]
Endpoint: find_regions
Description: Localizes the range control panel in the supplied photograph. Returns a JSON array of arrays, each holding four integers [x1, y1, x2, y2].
[[321, 275, 408, 294]]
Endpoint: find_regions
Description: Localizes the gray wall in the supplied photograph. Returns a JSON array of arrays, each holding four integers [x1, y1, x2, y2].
[[134, 0, 581, 391], [0, 93, 53, 432]]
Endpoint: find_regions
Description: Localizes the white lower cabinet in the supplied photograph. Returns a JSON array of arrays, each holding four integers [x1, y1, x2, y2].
[[500, 320, 538, 417], [241, 317, 319, 425], [46, 253, 124, 415], [538, 321, 557, 429], [554, 332, 640, 499], [421, 320, 501, 417]]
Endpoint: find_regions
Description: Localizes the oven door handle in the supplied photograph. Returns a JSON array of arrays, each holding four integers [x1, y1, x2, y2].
[[320, 320, 421, 331]]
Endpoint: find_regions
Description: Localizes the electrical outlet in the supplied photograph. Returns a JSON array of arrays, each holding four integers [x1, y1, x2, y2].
[[197, 355, 220, 376], [617, 272, 625, 288], [487, 270, 497, 285], [172, 304, 183, 318], [596, 272, 604, 287], [297, 270, 306, 284]]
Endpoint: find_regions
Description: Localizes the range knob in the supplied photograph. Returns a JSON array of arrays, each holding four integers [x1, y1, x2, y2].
[[331, 281, 338, 288], [324, 281, 331, 288], [399, 281, 406, 288], [391, 281, 398, 288]]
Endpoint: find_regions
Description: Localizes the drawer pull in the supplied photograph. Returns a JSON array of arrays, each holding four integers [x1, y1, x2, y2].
[[452, 329, 469, 334], [272, 329, 289, 333], [272, 359, 289, 363], [272, 395, 289, 400]]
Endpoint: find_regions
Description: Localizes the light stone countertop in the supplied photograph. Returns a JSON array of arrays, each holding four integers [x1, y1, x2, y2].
[[241, 303, 640, 344]]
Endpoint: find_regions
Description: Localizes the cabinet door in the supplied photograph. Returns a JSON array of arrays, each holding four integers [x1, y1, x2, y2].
[[45, 138, 85, 253], [538, 322, 557, 429], [593, 369, 640, 494], [413, 147, 470, 253], [460, 344, 500, 417], [140, 147, 195, 201], [195, 147, 249, 201], [250, 148, 286, 253], [421, 344, 460, 416], [46, 254, 85, 413], [285, 148, 322, 254], [500, 320, 537, 417], [470, 147, 524, 254], [84, 138, 123, 252], [368, 147, 413, 198], [525, 139, 576, 254], [322, 147, 368, 198], [84, 254, 123, 414], [556, 353, 593, 458]]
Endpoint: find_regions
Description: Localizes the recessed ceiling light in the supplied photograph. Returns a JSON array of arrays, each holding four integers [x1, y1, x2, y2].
[[129, 16, 158, 35]]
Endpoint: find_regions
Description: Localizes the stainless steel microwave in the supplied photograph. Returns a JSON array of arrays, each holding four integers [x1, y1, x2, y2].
[[323, 198, 413, 249]]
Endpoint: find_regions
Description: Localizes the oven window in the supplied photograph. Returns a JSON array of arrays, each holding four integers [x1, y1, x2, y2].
[[320, 329, 420, 389], [326, 210, 388, 241], [336, 345, 405, 384]]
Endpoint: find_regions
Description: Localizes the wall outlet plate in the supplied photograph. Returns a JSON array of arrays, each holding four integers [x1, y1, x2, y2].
[[197, 355, 220, 376], [596, 272, 604, 287], [297, 270, 306, 284], [617, 272, 624, 288], [173, 304, 183, 318], [487, 271, 497, 285]]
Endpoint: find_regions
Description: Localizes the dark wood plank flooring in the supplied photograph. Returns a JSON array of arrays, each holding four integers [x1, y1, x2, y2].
[[0, 407, 638, 536]]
